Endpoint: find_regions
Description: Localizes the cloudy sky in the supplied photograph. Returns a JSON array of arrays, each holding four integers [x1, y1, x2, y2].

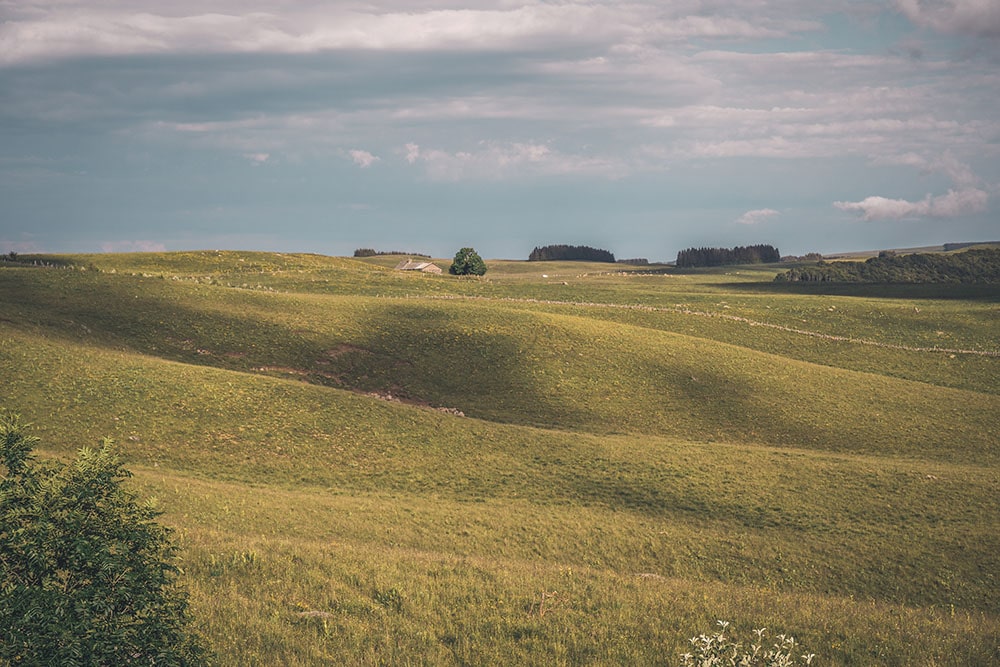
[[1, 1, 998, 260]]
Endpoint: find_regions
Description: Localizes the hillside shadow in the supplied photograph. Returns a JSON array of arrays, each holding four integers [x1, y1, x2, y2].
[[348, 303, 593, 428], [0, 270, 340, 376], [0, 269, 593, 430]]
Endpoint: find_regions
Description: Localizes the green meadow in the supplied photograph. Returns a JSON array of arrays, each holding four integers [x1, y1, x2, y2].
[[1, 252, 997, 665]]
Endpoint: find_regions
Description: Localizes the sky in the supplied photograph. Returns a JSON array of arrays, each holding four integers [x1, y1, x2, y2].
[[1, 1, 998, 261]]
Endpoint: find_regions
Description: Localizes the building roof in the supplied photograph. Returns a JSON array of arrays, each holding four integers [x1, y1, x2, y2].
[[395, 259, 442, 273]]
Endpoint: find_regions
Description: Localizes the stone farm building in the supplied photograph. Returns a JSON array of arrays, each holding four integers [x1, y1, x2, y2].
[[395, 259, 443, 274]]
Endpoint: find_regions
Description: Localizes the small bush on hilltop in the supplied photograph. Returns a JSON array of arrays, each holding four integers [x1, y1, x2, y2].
[[679, 621, 815, 667], [0, 412, 207, 666]]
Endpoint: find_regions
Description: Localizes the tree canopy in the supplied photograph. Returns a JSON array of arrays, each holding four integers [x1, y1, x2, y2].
[[449, 247, 487, 276], [774, 248, 1000, 283], [0, 412, 207, 666], [528, 245, 616, 262], [675, 244, 780, 268]]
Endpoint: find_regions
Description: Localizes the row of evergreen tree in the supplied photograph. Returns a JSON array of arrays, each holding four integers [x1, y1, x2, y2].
[[528, 245, 616, 262], [774, 248, 1000, 283], [354, 248, 430, 258], [675, 244, 780, 268]]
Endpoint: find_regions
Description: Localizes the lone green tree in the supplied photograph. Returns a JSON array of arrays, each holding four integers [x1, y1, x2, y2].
[[449, 247, 487, 276], [0, 412, 207, 665]]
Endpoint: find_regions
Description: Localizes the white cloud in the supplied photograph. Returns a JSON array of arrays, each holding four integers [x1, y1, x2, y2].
[[408, 141, 551, 180], [243, 152, 269, 165], [837, 151, 990, 220], [348, 149, 379, 168], [401, 140, 624, 180], [834, 188, 988, 220], [404, 143, 421, 164], [736, 208, 780, 225], [896, 0, 1000, 38]]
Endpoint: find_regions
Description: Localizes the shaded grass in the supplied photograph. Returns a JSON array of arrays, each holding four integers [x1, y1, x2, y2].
[[3, 330, 997, 615], [2, 271, 997, 464]]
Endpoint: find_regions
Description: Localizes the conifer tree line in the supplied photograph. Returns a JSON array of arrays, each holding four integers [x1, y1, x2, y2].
[[675, 244, 781, 268], [528, 245, 616, 262], [354, 248, 430, 258]]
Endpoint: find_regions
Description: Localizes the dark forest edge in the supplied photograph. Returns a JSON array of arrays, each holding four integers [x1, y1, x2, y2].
[[354, 248, 430, 258], [528, 245, 616, 262], [774, 248, 1000, 284], [676, 244, 781, 268]]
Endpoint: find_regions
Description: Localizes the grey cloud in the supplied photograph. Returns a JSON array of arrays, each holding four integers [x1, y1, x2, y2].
[[870, 152, 981, 187], [836, 148, 992, 220], [0, 1, 830, 66], [2, 1, 997, 255], [896, 0, 1000, 38]]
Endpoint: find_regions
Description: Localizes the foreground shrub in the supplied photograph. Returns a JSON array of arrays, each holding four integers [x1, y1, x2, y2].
[[0, 412, 207, 665], [679, 621, 815, 667]]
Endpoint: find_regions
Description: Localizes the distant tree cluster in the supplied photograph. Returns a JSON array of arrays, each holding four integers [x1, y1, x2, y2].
[[781, 252, 823, 262], [676, 244, 781, 268], [354, 248, 430, 258], [616, 258, 649, 266], [774, 248, 1000, 283], [528, 245, 616, 262]]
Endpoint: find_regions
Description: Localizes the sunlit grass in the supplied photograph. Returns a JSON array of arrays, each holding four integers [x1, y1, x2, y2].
[[1, 252, 998, 665]]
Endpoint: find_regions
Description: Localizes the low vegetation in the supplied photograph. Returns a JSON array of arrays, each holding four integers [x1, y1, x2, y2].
[[679, 621, 814, 666], [775, 248, 1000, 283], [0, 413, 206, 665], [0, 250, 997, 665]]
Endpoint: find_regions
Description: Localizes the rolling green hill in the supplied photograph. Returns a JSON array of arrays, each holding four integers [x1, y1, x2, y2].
[[2, 252, 998, 665]]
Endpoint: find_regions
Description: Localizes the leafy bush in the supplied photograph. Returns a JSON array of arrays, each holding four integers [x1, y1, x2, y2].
[[679, 621, 815, 667], [449, 247, 487, 276], [0, 412, 207, 665]]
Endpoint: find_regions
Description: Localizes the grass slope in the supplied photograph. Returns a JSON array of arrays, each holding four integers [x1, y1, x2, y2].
[[2, 253, 998, 665]]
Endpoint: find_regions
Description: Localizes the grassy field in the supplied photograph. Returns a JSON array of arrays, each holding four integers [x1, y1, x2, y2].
[[1, 252, 998, 665]]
